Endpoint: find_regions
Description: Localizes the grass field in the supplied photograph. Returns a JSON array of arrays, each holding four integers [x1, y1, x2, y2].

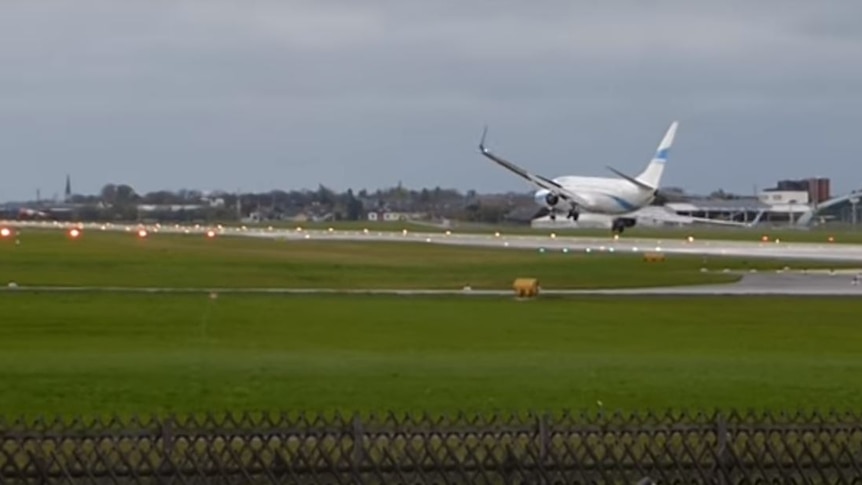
[[2, 293, 861, 417], [2, 227, 859, 419], [1, 229, 856, 290]]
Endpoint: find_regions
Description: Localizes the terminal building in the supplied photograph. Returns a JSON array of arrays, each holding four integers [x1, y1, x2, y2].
[[669, 178, 832, 226], [797, 190, 862, 227]]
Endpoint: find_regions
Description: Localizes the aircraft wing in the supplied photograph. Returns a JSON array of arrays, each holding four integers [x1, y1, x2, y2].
[[634, 206, 755, 227], [654, 212, 753, 227], [686, 216, 753, 227], [478, 127, 592, 207]]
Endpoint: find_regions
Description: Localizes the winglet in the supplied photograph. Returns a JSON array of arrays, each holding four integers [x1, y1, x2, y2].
[[479, 125, 489, 152]]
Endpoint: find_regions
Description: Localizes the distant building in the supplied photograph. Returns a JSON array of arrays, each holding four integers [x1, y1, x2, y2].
[[137, 204, 206, 213], [758, 189, 809, 206], [666, 197, 769, 224], [367, 211, 406, 222], [772, 178, 830, 204], [796, 189, 862, 226], [366, 211, 425, 222]]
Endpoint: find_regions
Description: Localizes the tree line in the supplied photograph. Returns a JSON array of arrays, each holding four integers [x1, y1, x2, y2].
[[53, 183, 538, 224]]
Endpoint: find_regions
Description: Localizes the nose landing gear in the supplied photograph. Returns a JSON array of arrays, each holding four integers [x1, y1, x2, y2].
[[548, 206, 579, 222]]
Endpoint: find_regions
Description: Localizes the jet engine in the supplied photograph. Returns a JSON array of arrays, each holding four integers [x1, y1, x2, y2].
[[534, 189, 560, 208]]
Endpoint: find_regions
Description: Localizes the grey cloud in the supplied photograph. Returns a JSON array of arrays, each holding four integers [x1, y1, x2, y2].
[[0, 1, 861, 200]]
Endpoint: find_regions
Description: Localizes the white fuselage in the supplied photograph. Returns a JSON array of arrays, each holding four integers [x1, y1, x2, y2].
[[534, 175, 656, 215]]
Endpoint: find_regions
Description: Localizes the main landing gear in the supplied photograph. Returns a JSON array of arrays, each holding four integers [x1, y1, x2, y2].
[[611, 217, 636, 234]]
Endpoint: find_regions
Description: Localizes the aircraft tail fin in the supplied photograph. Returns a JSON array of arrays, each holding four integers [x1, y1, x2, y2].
[[636, 121, 678, 189]]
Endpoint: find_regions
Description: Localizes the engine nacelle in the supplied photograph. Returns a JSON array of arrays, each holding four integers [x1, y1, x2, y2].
[[534, 189, 560, 208]]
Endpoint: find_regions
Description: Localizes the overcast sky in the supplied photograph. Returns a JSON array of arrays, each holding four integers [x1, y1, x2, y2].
[[1, 1, 861, 201]]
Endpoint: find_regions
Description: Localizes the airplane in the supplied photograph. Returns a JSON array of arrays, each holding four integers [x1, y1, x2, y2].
[[479, 121, 678, 233], [530, 204, 764, 230]]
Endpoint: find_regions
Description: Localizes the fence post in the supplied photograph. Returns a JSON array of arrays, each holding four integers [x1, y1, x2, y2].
[[352, 414, 364, 479], [716, 413, 728, 485], [538, 413, 549, 463], [538, 413, 551, 485], [161, 416, 174, 457]]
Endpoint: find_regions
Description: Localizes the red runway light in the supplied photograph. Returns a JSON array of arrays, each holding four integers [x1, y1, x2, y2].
[[0, 227, 11, 238], [206, 230, 216, 238], [137, 229, 148, 238], [68, 228, 81, 239]]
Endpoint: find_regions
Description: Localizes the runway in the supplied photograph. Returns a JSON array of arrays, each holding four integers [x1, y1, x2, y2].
[[282, 230, 862, 262], [9, 220, 862, 262], [4, 271, 862, 296]]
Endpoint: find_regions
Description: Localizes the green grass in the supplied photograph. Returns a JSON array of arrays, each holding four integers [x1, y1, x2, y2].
[[2, 293, 861, 417], [1, 229, 856, 289]]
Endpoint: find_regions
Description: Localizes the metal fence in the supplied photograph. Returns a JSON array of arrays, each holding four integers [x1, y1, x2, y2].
[[2, 409, 862, 484]]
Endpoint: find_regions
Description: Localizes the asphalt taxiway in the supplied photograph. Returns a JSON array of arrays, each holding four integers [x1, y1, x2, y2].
[[4, 271, 862, 296]]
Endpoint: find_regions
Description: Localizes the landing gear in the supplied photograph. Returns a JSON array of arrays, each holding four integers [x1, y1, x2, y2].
[[547, 206, 579, 222], [612, 218, 636, 234]]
